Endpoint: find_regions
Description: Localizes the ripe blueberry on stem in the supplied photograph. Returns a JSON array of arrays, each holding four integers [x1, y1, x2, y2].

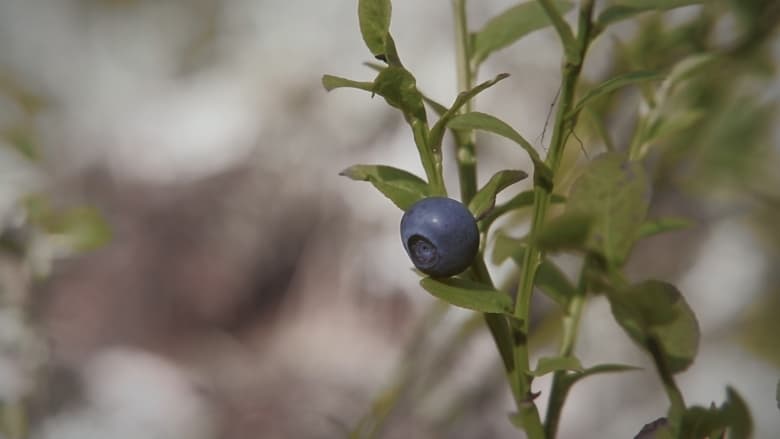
[[400, 197, 479, 277]]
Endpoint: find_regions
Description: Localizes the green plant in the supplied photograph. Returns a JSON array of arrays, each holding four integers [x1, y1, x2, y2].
[[324, 0, 770, 437]]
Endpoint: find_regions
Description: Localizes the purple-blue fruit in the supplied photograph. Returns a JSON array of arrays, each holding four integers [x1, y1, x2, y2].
[[400, 197, 479, 277]]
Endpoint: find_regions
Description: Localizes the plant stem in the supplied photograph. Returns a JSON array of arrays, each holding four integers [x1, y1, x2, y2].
[[648, 337, 686, 426], [513, 0, 596, 437], [544, 256, 591, 438], [452, 0, 478, 204], [451, 0, 531, 421]]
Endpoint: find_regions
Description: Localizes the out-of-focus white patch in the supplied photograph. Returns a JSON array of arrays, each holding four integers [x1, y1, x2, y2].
[[102, 75, 259, 183], [34, 348, 216, 439], [0, 144, 42, 220], [0, 94, 25, 133], [678, 218, 766, 334], [0, 309, 45, 402]]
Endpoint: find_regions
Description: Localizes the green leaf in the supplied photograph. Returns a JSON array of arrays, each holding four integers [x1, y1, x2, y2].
[[471, 0, 574, 66], [534, 211, 593, 252], [663, 54, 717, 90], [358, 0, 392, 59], [566, 152, 650, 267], [491, 232, 527, 265], [638, 217, 694, 240], [638, 110, 705, 155], [420, 277, 513, 314], [447, 111, 552, 186], [508, 410, 544, 433], [24, 196, 111, 252], [7, 133, 37, 161], [537, 0, 580, 64], [340, 165, 430, 210], [535, 259, 577, 309], [321, 75, 375, 93], [364, 62, 448, 117], [382, 33, 403, 67], [529, 356, 583, 376], [468, 169, 528, 219], [428, 73, 510, 153], [597, 0, 705, 29], [608, 280, 700, 373], [51, 207, 112, 251], [479, 191, 565, 232], [576, 363, 641, 378], [422, 95, 448, 117], [571, 70, 663, 117], [373, 66, 427, 123], [723, 387, 753, 439], [678, 387, 753, 439], [559, 363, 641, 389]]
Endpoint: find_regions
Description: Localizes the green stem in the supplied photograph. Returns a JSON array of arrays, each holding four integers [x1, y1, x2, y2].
[[648, 337, 686, 426], [544, 256, 591, 438], [413, 120, 447, 196], [451, 0, 530, 424], [513, 0, 596, 437], [452, 0, 478, 204]]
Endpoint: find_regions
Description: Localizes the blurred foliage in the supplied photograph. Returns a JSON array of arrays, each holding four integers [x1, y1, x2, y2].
[[0, 59, 112, 439], [578, 0, 780, 368]]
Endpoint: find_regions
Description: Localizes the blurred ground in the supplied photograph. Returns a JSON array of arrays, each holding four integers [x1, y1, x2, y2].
[[0, 1, 778, 438]]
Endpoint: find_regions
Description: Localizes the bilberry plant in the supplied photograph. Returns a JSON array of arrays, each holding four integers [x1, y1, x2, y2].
[[324, 0, 759, 437]]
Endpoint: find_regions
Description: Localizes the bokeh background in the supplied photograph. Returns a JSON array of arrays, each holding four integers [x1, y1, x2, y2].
[[0, 0, 778, 438]]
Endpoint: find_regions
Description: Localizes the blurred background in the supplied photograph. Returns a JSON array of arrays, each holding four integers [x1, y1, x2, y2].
[[0, 0, 778, 438]]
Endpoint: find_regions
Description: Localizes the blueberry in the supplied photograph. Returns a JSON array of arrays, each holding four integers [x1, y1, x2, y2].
[[400, 197, 479, 278]]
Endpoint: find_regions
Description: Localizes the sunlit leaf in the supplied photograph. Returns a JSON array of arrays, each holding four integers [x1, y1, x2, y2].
[[428, 73, 509, 152], [373, 66, 427, 123], [468, 169, 528, 219], [321, 75, 375, 93], [358, 0, 392, 59], [471, 0, 574, 66], [420, 277, 513, 314], [340, 165, 430, 210], [447, 111, 552, 187]]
